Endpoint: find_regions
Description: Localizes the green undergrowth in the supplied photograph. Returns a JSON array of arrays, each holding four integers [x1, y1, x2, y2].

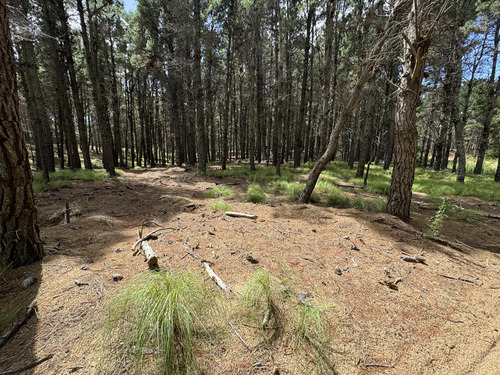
[[247, 183, 268, 203], [204, 185, 234, 198], [0, 299, 31, 333], [33, 169, 122, 193], [99, 271, 223, 375], [209, 198, 232, 212]]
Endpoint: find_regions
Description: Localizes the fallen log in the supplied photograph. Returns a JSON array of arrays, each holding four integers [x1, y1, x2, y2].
[[225, 211, 258, 220], [0, 299, 37, 349], [141, 241, 158, 268]]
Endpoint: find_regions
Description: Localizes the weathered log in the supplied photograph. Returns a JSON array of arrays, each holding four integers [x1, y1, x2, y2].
[[225, 211, 258, 219], [142, 241, 158, 268], [0, 299, 37, 349]]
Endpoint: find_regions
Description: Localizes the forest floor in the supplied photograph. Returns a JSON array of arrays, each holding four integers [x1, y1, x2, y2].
[[1, 163, 500, 375]]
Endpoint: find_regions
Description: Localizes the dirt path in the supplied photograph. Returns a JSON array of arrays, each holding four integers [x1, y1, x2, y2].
[[1, 166, 499, 374]]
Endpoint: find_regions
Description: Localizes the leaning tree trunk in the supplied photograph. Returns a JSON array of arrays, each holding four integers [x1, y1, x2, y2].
[[387, 0, 433, 221], [0, 0, 44, 267]]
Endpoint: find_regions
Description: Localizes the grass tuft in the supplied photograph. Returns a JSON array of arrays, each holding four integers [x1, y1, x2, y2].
[[247, 184, 268, 203], [352, 197, 387, 211], [100, 271, 222, 375], [326, 188, 350, 208], [209, 199, 232, 212], [204, 185, 234, 198], [32, 169, 108, 193]]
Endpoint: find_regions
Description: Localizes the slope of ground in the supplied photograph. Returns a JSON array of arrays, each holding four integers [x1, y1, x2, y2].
[[1, 166, 499, 374]]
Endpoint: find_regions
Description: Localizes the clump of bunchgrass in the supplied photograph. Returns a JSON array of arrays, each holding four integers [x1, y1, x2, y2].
[[247, 184, 268, 203], [204, 185, 234, 198], [326, 188, 350, 208], [292, 303, 338, 374], [209, 198, 232, 212], [242, 269, 285, 342], [352, 197, 386, 211], [100, 271, 223, 375]]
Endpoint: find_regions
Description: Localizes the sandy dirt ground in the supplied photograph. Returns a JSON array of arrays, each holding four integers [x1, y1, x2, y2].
[[1, 165, 499, 374]]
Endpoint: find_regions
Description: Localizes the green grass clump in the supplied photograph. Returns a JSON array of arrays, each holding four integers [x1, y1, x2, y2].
[[247, 184, 268, 203], [292, 303, 337, 374], [242, 269, 285, 343], [352, 197, 387, 211], [33, 169, 108, 193], [209, 199, 232, 212], [101, 271, 222, 375], [276, 181, 320, 202], [326, 188, 350, 208], [204, 185, 234, 198], [0, 300, 30, 333], [428, 199, 448, 236]]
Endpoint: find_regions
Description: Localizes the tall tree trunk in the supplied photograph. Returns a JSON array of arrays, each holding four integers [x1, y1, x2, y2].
[[474, 20, 500, 175], [222, 0, 235, 170], [56, 0, 92, 170], [194, 0, 206, 172], [387, 1, 433, 221], [0, 0, 44, 267], [76, 0, 115, 175], [294, 1, 314, 167]]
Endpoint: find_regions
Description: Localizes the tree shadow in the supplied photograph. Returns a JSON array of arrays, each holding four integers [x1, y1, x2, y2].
[[0, 261, 42, 374]]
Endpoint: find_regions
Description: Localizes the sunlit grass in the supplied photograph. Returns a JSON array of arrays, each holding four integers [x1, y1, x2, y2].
[[247, 184, 268, 203], [204, 185, 234, 198], [100, 271, 223, 375], [209, 199, 232, 212], [32, 169, 109, 193]]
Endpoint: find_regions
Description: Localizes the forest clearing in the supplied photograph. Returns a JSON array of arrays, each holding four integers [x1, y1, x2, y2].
[[1, 160, 499, 374], [1, 0, 500, 373]]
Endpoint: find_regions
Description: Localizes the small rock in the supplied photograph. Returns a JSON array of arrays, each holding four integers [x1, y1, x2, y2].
[[212, 251, 219, 260], [21, 277, 37, 288], [112, 273, 124, 281], [350, 243, 359, 251], [342, 266, 349, 272], [81, 266, 90, 271], [334, 266, 342, 276], [74, 280, 89, 286], [115, 248, 124, 253], [343, 235, 350, 240]]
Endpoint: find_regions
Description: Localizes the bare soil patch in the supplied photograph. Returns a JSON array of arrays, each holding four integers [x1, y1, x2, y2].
[[1, 166, 499, 374]]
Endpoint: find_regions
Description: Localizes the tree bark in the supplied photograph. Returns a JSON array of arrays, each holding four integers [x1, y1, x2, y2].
[[387, 0, 433, 221], [0, 0, 44, 267]]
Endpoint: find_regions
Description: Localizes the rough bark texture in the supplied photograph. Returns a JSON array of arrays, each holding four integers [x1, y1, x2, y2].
[[387, 1, 432, 221], [0, 0, 44, 267]]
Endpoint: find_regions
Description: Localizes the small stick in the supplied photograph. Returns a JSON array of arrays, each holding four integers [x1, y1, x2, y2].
[[441, 274, 478, 284], [63, 200, 70, 224], [225, 211, 258, 220], [0, 300, 37, 349], [228, 321, 252, 352], [364, 363, 394, 368], [131, 227, 175, 251], [203, 262, 231, 292], [0, 354, 53, 375]]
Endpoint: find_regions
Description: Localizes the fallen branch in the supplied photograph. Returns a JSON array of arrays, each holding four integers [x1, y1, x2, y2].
[[400, 255, 427, 264], [228, 321, 252, 352], [441, 274, 480, 285], [203, 261, 231, 292], [364, 363, 394, 368], [225, 211, 258, 220], [0, 300, 37, 349], [0, 354, 53, 375], [141, 241, 159, 268], [131, 227, 175, 252]]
